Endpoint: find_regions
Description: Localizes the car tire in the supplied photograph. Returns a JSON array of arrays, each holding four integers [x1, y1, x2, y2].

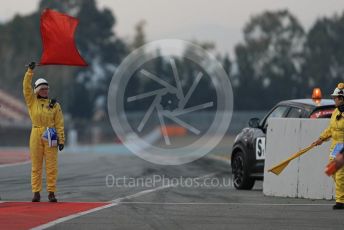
[[232, 151, 255, 190]]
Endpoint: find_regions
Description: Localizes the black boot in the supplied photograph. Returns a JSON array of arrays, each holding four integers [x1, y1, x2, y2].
[[32, 192, 40, 202], [333, 202, 344, 210], [48, 192, 57, 202]]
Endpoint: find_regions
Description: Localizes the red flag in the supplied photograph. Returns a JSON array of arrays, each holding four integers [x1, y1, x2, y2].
[[39, 9, 87, 66]]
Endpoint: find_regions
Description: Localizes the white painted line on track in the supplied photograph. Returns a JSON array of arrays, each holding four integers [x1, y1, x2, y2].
[[31, 203, 117, 230], [0, 150, 76, 169], [0, 161, 30, 168], [32, 172, 216, 230], [115, 201, 332, 206], [111, 183, 173, 203]]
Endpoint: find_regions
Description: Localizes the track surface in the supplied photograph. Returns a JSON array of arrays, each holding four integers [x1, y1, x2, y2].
[[0, 148, 342, 230]]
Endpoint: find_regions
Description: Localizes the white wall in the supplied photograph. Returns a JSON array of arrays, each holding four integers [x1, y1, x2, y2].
[[263, 118, 335, 200]]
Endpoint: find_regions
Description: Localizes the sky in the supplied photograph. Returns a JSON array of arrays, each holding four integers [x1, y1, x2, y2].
[[1, 0, 344, 57]]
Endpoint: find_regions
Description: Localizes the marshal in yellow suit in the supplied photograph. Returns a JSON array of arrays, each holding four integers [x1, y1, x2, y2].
[[316, 83, 344, 209], [23, 68, 65, 194], [320, 108, 344, 204]]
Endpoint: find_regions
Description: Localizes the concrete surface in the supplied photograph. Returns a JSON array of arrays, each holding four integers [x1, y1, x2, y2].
[[263, 118, 335, 199]]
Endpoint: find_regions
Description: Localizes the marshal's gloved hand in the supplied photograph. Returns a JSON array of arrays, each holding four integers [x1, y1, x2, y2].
[[28, 62, 36, 70], [58, 144, 64, 151]]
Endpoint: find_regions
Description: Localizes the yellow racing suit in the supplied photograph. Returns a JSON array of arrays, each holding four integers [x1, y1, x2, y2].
[[320, 108, 344, 203], [23, 69, 65, 193]]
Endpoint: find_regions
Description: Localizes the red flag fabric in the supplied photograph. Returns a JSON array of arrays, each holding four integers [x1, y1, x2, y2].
[[39, 9, 87, 66]]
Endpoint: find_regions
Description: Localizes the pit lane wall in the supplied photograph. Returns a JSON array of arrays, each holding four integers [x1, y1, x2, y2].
[[263, 118, 335, 200]]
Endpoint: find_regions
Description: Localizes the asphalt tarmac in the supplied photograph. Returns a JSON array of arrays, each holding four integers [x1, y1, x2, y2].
[[0, 149, 342, 230]]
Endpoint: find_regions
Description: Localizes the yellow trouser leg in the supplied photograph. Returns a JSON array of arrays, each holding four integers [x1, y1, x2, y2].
[[30, 129, 44, 193], [44, 141, 58, 192], [334, 166, 344, 203]]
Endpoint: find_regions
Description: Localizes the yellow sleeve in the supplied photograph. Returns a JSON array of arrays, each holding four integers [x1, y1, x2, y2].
[[23, 69, 34, 107], [319, 111, 336, 141], [55, 103, 65, 145], [319, 125, 331, 141]]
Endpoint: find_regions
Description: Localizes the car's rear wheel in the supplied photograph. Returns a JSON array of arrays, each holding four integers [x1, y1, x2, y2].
[[232, 151, 255, 190]]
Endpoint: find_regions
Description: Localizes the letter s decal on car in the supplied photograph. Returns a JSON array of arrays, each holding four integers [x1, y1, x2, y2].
[[256, 137, 266, 160]]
